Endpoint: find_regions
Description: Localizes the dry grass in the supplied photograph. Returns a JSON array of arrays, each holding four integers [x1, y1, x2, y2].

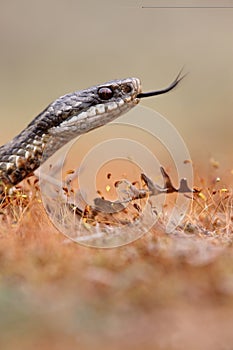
[[1, 171, 233, 350]]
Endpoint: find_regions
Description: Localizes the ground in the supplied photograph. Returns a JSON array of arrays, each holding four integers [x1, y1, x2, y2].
[[1, 169, 233, 350]]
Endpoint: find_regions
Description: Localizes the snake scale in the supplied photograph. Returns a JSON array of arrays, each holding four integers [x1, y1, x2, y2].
[[0, 72, 184, 194]]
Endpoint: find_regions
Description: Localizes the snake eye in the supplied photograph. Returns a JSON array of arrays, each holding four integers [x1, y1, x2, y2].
[[98, 87, 113, 100]]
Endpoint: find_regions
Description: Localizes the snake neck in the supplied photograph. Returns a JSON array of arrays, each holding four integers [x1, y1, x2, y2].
[[0, 105, 131, 191], [0, 123, 51, 190], [0, 77, 141, 192], [0, 103, 136, 191], [0, 127, 83, 191]]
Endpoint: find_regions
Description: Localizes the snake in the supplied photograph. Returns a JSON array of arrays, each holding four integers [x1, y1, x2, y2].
[[0, 71, 184, 194]]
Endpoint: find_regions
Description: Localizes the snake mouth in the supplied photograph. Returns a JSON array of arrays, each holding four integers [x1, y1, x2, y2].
[[124, 95, 140, 105], [137, 69, 186, 99], [134, 97, 141, 105]]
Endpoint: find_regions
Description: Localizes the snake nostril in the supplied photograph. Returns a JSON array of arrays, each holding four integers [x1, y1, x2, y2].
[[123, 84, 132, 94], [98, 87, 113, 100]]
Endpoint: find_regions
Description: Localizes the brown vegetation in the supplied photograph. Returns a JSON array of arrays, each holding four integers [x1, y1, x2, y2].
[[1, 170, 233, 350]]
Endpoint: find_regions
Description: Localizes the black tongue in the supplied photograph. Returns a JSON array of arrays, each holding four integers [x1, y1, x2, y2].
[[137, 68, 187, 98]]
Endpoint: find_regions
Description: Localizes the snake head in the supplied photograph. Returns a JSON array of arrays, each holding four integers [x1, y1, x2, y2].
[[45, 72, 185, 157], [49, 70, 185, 141], [0, 72, 185, 188], [49, 77, 142, 139]]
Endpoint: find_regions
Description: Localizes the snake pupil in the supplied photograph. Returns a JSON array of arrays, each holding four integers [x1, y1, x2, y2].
[[98, 87, 113, 100]]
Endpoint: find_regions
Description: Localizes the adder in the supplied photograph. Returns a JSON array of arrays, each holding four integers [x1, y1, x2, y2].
[[0, 71, 184, 194]]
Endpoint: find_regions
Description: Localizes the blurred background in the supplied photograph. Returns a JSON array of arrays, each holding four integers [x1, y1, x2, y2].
[[0, 0, 232, 171], [1, 2, 233, 349]]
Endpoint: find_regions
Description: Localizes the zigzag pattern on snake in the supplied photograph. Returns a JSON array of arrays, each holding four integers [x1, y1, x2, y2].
[[0, 72, 184, 194]]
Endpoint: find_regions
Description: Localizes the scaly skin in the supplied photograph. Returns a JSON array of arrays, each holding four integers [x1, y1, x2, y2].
[[0, 72, 184, 193], [0, 78, 141, 190]]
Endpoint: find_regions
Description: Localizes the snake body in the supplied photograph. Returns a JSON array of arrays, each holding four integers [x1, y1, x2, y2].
[[0, 73, 183, 193], [0, 78, 141, 192]]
